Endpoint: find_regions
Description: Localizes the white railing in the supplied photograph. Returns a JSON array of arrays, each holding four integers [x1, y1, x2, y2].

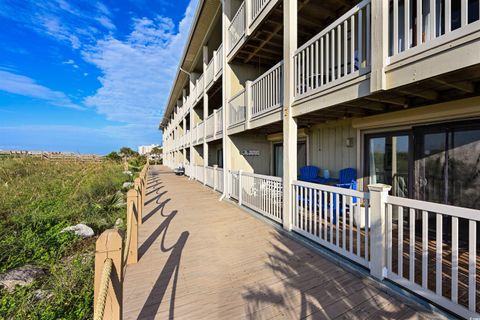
[[384, 195, 480, 319], [228, 170, 240, 200], [216, 107, 223, 135], [216, 167, 224, 193], [228, 89, 246, 126], [198, 121, 204, 143], [214, 44, 223, 78], [293, 0, 371, 99], [292, 180, 371, 268], [388, 0, 480, 61], [206, 59, 214, 89], [250, 0, 270, 24], [205, 166, 214, 188], [196, 75, 204, 101], [206, 114, 214, 138], [239, 172, 283, 223], [195, 165, 204, 183], [228, 2, 246, 52], [185, 164, 191, 177], [251, 61, 283, 117]]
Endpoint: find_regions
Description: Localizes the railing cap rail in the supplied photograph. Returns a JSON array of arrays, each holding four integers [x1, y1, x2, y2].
[[252, 60, 284, 86], [293, 179, 369, 199]]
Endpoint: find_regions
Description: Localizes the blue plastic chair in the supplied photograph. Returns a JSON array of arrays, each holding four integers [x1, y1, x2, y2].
[[335, 168, 357, 189], [299, 166, 323, 183]]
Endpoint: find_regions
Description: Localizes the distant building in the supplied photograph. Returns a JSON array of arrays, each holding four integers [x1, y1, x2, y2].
[[138, 144, 160, 155]]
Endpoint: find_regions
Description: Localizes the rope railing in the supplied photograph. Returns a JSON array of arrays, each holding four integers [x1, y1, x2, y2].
[[93, 258, 113, 320], [93, 161, 150, 320]]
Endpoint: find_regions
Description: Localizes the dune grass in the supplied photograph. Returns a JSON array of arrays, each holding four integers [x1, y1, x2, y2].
[[0, 157, 131, 319]]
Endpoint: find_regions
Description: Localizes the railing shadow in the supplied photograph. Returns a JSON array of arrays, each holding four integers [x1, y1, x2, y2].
[[145, 190, 167, 206], [142, 198, 171, 224], [146, 185, 164, 196], [242, 231, 431, 319]]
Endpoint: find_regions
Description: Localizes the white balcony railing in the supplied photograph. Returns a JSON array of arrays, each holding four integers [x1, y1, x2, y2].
[[196, 75, 204, 101], [251, 60, 283, 117], [214, 44, 223, 78], [384, 195, 480, 318], [228, 89, 246, 126], [215, 107, 223, 135], [205, 166, 214, 188], [388, 0, 480, 63], [216, 167, 224, 193], [250, 0, 270, 24], [206, 114, 214, 138], [228, 2, 245, 52], [197, 121, 204, 143], [206, 59, 214, 89], [294, 0, 371, 99]]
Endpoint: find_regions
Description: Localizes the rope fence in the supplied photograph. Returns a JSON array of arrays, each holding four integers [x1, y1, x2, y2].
[[93, 161, 149, 320]]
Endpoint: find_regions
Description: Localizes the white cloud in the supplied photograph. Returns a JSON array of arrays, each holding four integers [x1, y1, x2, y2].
[[0, 70, 84, 110], [0, 1, 116, 50], [82, 0, 197, 128]]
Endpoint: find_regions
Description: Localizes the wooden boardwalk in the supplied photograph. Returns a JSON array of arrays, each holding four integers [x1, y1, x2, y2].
[[123, 166, 448, 319]]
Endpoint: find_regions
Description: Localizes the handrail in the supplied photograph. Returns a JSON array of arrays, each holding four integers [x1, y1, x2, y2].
[[93, 161, 150, 319], [93, 258, 113, 320]]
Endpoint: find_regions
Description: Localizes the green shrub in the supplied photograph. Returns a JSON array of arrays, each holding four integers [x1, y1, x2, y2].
[[0, 158, 129, 319]]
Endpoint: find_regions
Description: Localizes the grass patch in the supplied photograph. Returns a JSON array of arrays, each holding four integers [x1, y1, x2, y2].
[[0, 157, 131, 319]]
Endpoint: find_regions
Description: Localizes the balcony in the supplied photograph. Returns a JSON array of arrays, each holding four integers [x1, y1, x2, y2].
[[228, 60, 283, 133], [228, 0, 280, 56], [385, 0, 480, 89], [205, 44, 224, 91], [293, 0, 371, 107]]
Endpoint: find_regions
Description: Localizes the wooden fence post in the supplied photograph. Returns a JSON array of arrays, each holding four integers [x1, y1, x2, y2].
[[94, 229, 123, 320], [126, 189, 139, 265], [134, 178, 142, 225], [368, 183, 391, 280]]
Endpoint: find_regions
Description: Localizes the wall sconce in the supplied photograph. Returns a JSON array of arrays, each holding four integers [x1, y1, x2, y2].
[[346, 137, 354, 148]]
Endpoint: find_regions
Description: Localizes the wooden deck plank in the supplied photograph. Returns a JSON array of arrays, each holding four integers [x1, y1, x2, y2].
[[123, 166, 448, 320]]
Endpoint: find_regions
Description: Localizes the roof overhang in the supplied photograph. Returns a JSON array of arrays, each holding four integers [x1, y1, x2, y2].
[[159, 0, 221, 130]]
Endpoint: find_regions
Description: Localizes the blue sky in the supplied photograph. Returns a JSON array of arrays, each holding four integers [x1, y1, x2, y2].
[[0, 0, 196, 154]]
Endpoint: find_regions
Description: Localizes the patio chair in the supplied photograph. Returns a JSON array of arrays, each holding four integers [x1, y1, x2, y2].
[[335, 168, 357, 189], [299, 166, 324, 183]]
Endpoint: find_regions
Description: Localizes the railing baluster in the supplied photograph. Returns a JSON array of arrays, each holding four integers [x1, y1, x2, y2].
[[468, 220, 477, 311], [398, 206, 403, 277], [452, 216, 459, 303], [393, 0, 398, 55], [409, 208, 415, 283], [387, 204, 393, 272], [422, 210, 428, 289]]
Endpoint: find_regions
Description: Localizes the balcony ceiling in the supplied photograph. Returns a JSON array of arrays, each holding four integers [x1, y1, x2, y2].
[[295, 64, 480, 127], [161, 0, 221, 129], [231, 0, 360, 67]]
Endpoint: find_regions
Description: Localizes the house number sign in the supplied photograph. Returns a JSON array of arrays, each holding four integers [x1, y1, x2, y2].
[[241, 150, 260, 156]]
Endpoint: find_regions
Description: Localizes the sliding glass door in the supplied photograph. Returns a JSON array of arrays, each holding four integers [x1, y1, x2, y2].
[[365, 121, 480, 210], [366, 133, 411, 197]]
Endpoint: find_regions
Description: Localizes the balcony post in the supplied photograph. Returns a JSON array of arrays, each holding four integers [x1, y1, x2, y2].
[[245, 0, 251, 35], [368, 183, 391, 280], [370, 0, 389, 92], [282, 0, 298, 231], [238, 170, 243, 206], [245, 80, 252, 129]]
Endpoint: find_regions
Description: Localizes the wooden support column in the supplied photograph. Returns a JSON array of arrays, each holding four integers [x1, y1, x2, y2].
[[370, 0, 389, 93], [126, 189, 139, 265], [203, 45, 209, 182], [282, 0, 297, 231], [94, 229, 123, 320], [222, 0, 233, 199]]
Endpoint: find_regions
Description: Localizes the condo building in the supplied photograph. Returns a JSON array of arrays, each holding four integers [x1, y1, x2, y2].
[[160, 0, 480, 318]]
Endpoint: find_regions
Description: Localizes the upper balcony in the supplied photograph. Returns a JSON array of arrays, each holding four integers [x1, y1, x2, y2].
[[228, 60, 283, 134], [228, 0, 282, 62]]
